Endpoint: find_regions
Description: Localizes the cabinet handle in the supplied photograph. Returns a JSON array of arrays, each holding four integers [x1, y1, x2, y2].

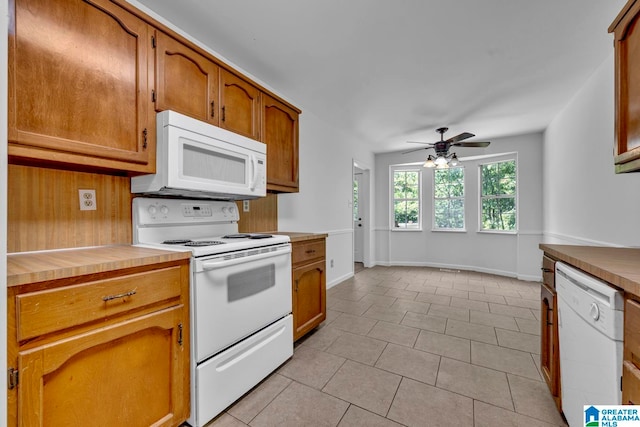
[[211, 101, 215, 117], [142, 128, 148, 149], [541, 268, 553, 273], [305, 250, 316, 254], [222, 106, 226, 122], [294, 279, 299, 292], [102, 289, 137, 302]]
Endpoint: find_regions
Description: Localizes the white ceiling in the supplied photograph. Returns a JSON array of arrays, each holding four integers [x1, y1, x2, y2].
[[135, 0, 626, 153]]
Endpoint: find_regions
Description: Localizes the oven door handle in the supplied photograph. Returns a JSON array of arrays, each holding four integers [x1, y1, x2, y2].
[[198, 246, 291, 271]]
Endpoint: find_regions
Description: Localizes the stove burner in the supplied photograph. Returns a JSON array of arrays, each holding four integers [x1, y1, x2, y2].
[[184, 240, 225, 247], [163, 239, 192, 244]]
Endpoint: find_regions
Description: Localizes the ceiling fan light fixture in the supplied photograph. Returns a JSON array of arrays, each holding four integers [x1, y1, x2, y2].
[[449, 153, 460, 166], [434, 155, 448, 166], [423, 155, 436, 168]]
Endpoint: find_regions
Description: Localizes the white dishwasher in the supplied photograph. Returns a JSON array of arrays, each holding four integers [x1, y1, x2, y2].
[[556, 261, 624, 427]]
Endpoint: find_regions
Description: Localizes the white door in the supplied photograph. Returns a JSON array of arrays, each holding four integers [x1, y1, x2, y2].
[[353, 170, 364, 263]]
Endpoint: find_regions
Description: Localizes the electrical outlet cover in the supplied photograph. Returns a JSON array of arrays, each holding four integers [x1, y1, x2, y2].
[[79, 189, 96, 211]]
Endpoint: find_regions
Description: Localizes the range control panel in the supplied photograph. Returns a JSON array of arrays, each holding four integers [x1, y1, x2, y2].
[[133, 197, 239, 225]]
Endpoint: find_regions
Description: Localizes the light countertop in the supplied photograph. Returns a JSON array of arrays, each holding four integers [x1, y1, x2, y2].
[[7, 245, 191, 287], [540, 244, 640, 296]]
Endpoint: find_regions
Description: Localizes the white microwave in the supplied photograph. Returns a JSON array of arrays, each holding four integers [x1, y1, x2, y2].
[[132, 110, 266, 200]]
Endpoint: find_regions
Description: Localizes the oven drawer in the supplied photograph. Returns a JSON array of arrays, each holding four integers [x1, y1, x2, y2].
[[192, 315, 293, 426], [292, 239, 325, 265], [16, 266, 183, 341]]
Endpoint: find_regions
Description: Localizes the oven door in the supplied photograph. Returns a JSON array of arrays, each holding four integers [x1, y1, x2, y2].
[[192, 243, 292, 362]]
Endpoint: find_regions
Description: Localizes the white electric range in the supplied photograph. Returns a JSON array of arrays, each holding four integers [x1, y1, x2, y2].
[[132, 197, 293, 427]]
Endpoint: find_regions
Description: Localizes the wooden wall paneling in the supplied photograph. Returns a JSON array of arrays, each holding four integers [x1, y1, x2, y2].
[[7, 165, 132, 252], [236, 193, 278, 233]]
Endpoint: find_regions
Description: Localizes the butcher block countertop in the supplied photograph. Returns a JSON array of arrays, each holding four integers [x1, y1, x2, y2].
[[7, 245, 191, 287], [273, 232, 328, 243], [540, 244, 640, 296]]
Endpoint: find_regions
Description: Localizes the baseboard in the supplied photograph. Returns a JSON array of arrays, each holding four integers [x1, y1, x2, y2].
[[370, 260, 543, 281], [327, 271, 354, 289]]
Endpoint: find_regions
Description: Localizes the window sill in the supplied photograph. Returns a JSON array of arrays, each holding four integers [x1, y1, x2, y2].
[[391, 228, 422, 232], [477, 230, 517, 235], [431, 228, 467, 233]]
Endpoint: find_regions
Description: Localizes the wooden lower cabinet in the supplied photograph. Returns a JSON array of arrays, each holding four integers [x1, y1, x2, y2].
[[7, 260, 190, 426], [291, 238, 326, 341], [623, 297, 640, 403], [540, 255, 561, 411], [18, 307, 185, 426]]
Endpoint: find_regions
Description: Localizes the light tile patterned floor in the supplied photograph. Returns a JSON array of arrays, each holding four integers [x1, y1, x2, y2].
[[207, 266, 568, 427]]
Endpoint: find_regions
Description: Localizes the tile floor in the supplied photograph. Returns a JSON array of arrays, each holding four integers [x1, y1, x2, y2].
[[207, 266, 568, 427]]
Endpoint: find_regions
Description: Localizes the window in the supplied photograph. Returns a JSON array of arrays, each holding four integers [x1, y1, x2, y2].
[[433, 167, 464, 230], [353, 177, 359, 221], [392, 168, 421, 230], [480, 159, 516, 231]]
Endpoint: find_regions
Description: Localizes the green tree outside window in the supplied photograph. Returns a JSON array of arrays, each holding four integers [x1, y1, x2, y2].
[[434, 167, 464, 229], [392, 169, 420, 229], [480, 160, 516, 231]]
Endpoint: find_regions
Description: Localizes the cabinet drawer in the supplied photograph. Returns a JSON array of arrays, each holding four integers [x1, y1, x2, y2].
[[16, 266, 183, 341], [542, 255, 556, 289], [626, 298, 640, 367], [292, 239, 325, 265]]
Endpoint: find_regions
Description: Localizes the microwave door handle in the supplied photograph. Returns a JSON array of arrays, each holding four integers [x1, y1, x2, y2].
[[199, 246, 291, 271], [249, 155, 258, 191]]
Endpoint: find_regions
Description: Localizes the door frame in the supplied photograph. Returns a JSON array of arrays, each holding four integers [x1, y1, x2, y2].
[[352, 159, 372, 268]]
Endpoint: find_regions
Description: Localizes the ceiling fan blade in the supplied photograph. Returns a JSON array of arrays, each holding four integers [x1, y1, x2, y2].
[[406, 141, 435, 146], [402, 146, 432, 154], [445, 132, 475, 143], [452, 141, 490, 148]]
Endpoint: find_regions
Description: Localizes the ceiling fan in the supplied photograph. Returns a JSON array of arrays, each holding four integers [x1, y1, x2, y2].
[[403, 127, 490, 168]]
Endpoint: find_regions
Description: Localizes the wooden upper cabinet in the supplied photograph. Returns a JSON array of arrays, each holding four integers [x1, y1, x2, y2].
[[8, 0, 154, 175], [262, 94, 300, 192], [219, 69, 261, 140], [610, 0, 640, 173], [154, 31, 220, 125]]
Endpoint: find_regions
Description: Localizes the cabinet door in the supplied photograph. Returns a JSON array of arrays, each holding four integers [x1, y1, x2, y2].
[[219, 69, 261, 140], [17, 306, 188, 427], [610, 0, 640, 173], [8, 0, 154, 175], [261, 94, 300, 192], [624, 298, 640, 403], [292, 259, 326, 341], [540, 284, 556, 393], [154, 31, 219, 125]]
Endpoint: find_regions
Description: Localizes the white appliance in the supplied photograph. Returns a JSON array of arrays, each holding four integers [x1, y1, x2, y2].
[[132, 197, 292, 427], [131, 110, 267, 200], [556, 262, 624, 427]]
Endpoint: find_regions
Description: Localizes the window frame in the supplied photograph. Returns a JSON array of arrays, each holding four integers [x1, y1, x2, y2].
[[478, 158, 518, 233], [432, 166, 466, 232], [390, 165, 422, 231]]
